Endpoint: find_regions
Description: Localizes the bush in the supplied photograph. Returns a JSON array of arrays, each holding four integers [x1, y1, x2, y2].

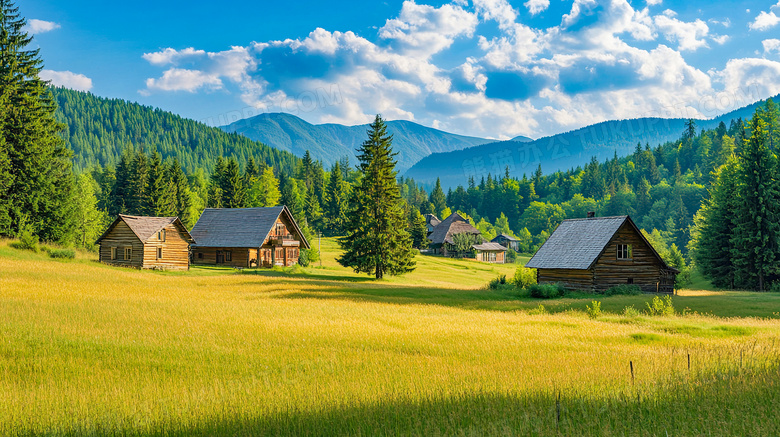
[[623, 305, 641, 317], [411, 248, 420, 256], [528, 283, 565, 299], [10, 226, 38, 252], [646, 295, 675, 316], [511, 266, 536, 289], [506, 248, 517, 263], [601, 284, 642, 296], [487, 274, 507, 290], [528, 304, 547, 315], [586, 300, 601, 319], [298, 248, 319, 267], [47, 248, 75, 259]]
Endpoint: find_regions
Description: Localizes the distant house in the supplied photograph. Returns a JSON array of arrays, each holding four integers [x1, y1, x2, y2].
[[492, 233, 520, 252], [190, 206, 310, 268], [424, 214, 440, 235], [525, 215, 678, 293], [96, 215, 194, 270], [428, 213, 483, 256], [473, 242, 507, 263]]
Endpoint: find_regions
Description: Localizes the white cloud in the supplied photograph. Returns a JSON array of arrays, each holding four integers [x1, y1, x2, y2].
[[654, 15, 709, 51], [40, 70, 92, 91], [142, 47, 206, 65], [646, 0, 662, 5], [144, 68, 222, 92], [712, 34, 730, 45], [26, 19, 60, 34], [749, 1, 780, 30], [524, 0, 550, 15], [715, 57, 780, 98]]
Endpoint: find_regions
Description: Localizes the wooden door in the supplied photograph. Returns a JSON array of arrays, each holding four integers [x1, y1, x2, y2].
[[216, 250, 224, 264]]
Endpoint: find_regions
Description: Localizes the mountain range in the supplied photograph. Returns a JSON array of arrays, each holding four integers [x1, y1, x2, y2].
[[404, 94, 780, 189], [219, 113, 529, 172]]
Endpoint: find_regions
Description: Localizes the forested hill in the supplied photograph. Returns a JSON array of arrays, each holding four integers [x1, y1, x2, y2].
[[51, 87, 301, 175], [220, 112, 502, 172], [406, 94, 780, 189]]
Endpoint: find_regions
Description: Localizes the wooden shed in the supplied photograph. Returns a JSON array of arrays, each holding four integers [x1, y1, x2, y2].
[[472, 242, 507, 263], [525, 215, 678, 293], [96, 215, 194, 270], [491, 233, 520, 251], [189, 206, 310, 268]]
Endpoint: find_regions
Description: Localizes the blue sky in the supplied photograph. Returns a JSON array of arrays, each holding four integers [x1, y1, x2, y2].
[[25, 0, 780, 139]]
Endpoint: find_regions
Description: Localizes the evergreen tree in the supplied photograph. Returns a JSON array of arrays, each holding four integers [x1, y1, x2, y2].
[[731, 114, 779, 291], [126, 151, 149, 215], [168, 159, 193, 226], [0, 0, 74, 241], [338, 115, 415, 279], [279, 172, 304, 219], [247, 166, 281, 207], [147, 151, 176, 216], [324, 161, 348, 236], [72, 173, 108, 247], [407, 208, 429, 249], [429, 177, 447, 218], [221, 158, 246, 208], [207, 157, 225, 208]]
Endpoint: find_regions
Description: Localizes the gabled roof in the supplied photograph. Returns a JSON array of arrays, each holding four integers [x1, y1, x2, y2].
[[424, 214, 440, 227], [96, 215, 194, 244], [526, 215, 675, 271], [190, 206, 310, 249], [473, 242, 507, 251], [428, 212, 482, 246], [492, 233, 518, 242]]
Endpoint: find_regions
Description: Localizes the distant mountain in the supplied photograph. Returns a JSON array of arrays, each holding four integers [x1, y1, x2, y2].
[[511, 135, 533, 142], [52, 88, 300, 175], [220, 113, 497, 172], [405, 94, 780, 189]]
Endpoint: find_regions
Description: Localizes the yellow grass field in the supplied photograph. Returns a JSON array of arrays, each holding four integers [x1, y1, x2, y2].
[[1, 238, 780, 435]]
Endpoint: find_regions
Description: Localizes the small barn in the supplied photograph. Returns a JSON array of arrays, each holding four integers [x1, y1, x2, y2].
[[428, 212, 482, 256], [472, 242, 507, 263], [189, 206, 310, 268], [492, 233, 520, 251], [96, 215, 194, 270], [525, 215, 678, 293]]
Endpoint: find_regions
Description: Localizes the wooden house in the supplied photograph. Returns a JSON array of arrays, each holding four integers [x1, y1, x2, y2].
[[96, 215, 194, 270], [492, 233, 520, 251], [472, 242, 507, 263], [427, 212, 482, 256], [525, 215, 678, 293], [424, 214, 441, 235], [189, 206, 310, 268]]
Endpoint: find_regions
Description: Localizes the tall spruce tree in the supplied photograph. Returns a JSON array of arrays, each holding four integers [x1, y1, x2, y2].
[[146, 151, 176, 216], [324, 161, 348, 236], [731, 114, 779, 291], [338, 115, 415, 279], [0, 0, 74, 240], [429, 178, 447, 218]]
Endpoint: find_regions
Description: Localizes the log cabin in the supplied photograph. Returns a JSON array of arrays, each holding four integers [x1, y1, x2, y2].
[[189, 206, 310, 268], [491, 233, 520, 252], [525, 215, 678, 293], [472, 242, 507, 263], [427, 212, 482, 256], [95, 215, 194, 270]]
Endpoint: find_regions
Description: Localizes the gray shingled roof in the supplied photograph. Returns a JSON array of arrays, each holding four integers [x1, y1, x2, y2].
[[190, 206, 310, 249], [425, 214, 441, 227], [96, 215, 193, 244], [492, 233, 518, 242], [525, 216, 628, 269], [428, 212, 482, 246], [473, 242, 507, 251]]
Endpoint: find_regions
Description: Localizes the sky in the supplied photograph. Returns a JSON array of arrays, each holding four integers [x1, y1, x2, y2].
[[24, 0, 780, 140]]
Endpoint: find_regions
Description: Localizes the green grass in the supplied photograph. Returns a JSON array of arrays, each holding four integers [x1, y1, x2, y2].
[[1, 238, 780, 435]]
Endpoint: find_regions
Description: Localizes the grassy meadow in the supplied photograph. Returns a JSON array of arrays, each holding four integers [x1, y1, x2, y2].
[[1, 238, 780, 435]]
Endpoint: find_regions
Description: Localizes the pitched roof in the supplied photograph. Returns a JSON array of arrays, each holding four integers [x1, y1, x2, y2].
[[190, 206, 310, 249], [424, 214, 440, 227], [96, 215, 194, 244], [492, 233, 518, 242], [473, 242, 507, 251], [525, 215, 675, 271], [525, 216, 628, 269], [428, 212, 482, 246]]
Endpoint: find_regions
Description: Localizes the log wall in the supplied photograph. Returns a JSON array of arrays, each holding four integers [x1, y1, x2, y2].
[[141, 223, 191, 270], [98, 221, 144, 268], [592, 222, 665, 293], [537, 268, 594, 291]]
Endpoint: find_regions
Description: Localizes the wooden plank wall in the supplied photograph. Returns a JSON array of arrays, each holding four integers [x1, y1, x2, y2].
[[98, 221, 144, 268], [191, 247, 252, 268], [592, 222, 665, 293], [141, 223, 190, 270], [537, 268, 594, 290]]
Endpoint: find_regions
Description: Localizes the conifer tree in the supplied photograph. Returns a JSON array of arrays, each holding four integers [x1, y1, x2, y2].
[[338, 115, 415, 279], [147, 151, 176, 216], [324, 161, 348, 236], [0, 0, 74, 240], [221, 158, 245, 208], [207, 157, 225, 208], [72, 173, 107, 247], [168, 159, 193, 226], [731, 114, 779, 290], [408, 208, 429, 249], [429, 177, 447, 218], [127, 151, 149, 215], [247, 166, 280, 207]]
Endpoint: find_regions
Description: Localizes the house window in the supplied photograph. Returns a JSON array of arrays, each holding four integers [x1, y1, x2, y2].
[[224, 251, 232, 262], [110, 247, 117, 260], [124, 247, 132, 260], [157, 229, 166, 242], [627, 278, 634, 284], [617, 244, 633, 260], [276, 248, 284, 259], [157, 247, 163, 259], [487, 252, 497, 262], [198, 252, 203, 259]]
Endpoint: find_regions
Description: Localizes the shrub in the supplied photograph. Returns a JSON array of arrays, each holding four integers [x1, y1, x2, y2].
[[47, 248, 75, 259], [601, 284, 642, 296], [298, 248, 319, 267], [10, 226, 38, 252], [487, 274, 507, 290], [511, 266, 537, 289], [411, 248, 420, 256], [623, 305, 641, 317], [528, 283, 565, 299], [528, 304, 547, 315], [586, 300, 601, 319], [645, 295, 675, 316], [506, 248, 517, 263]]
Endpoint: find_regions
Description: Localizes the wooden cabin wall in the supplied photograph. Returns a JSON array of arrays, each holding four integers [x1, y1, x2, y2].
[[537, 268, 594, 291], [192, 247, 252, 268], [592, 222, 666, 293], [98, 221, 144, 268]]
